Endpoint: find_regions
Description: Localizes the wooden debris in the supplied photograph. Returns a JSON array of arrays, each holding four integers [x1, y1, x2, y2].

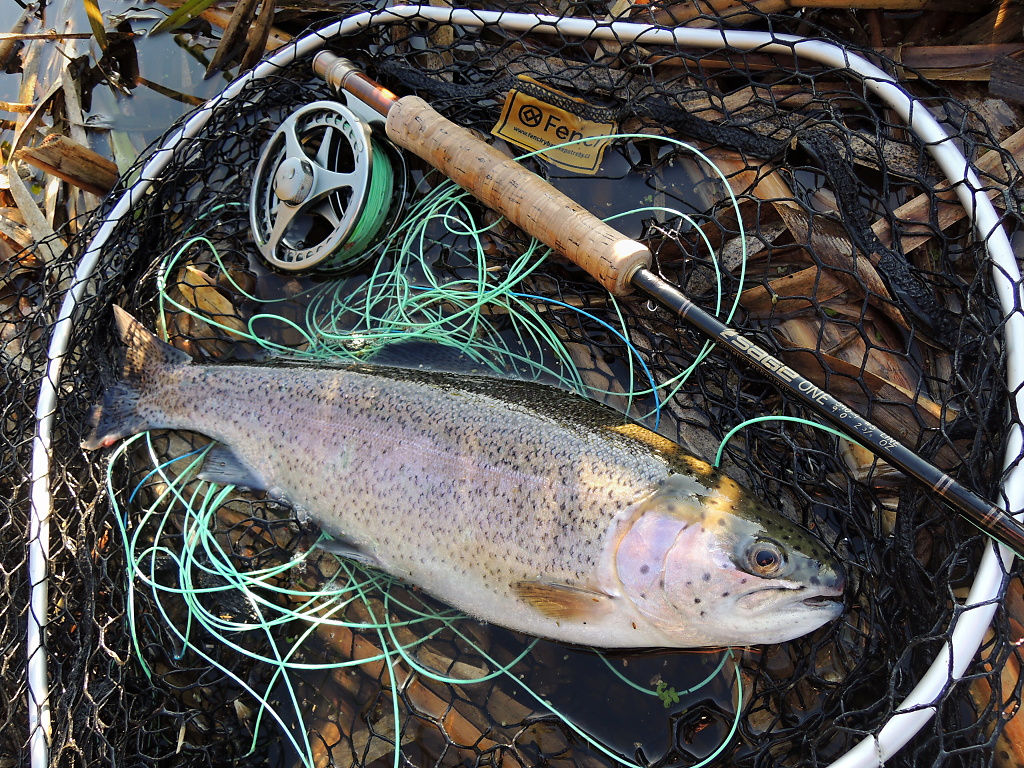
[[942, 0, 1024, 45], [969, 576, 1024, 768], [155, 0, 291, 51], [177, 266, 250, 339], [990, 55, 1024, 104], [774, 339, 962, 465], [703, 147, 912, 333], [199, 6, 290, 51], [646, 0, 991, 28], [879, 44, 1024, 81], [6, 79, 66, 265], [14, 134, 119, 197], [0, 212, 34, 252], [872, 125, 1024, 256], [641, 42, 1023, 82], [160, 265, 253, 357], [740, 264, 848, 317]]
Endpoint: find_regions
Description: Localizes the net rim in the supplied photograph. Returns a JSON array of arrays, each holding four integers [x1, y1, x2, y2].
[[26, 8, 1024, 768]]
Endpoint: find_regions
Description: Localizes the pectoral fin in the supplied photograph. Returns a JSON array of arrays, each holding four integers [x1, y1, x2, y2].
[[513, 580, 615, 621], [198, 444, 267, 490], [314, 535, 383, 569]]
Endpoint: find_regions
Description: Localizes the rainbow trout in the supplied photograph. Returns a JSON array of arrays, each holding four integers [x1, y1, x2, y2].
[[84, 307, 844, 648]]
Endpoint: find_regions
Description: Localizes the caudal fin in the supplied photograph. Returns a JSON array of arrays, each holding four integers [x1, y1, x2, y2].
[[82, 306, 192, 450]]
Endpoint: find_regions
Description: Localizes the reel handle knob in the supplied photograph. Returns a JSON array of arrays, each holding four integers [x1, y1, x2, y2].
[[385, 96, 651, 296]]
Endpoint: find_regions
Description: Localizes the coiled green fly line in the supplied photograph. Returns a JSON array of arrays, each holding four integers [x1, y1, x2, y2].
[[125, 132, 748, 767], [320, 137, 397, 272]]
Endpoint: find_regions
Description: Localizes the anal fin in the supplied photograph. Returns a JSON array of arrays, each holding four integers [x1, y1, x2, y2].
[[513, 580, 614, 621], [198, 444, 267, 491]]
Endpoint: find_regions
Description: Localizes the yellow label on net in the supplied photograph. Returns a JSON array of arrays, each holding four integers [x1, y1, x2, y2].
[[491, 77, 616, 174]]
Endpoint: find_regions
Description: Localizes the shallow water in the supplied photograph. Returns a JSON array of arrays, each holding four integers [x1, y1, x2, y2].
[[2, 0, 235, 162]]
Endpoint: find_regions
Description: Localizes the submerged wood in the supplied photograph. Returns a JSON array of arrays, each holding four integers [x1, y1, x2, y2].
[[238, 0, 278, 72]]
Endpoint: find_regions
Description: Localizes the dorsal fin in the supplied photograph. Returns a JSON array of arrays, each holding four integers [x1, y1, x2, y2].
[[513, 580, 614, 621], [113, 305, 191, 383]]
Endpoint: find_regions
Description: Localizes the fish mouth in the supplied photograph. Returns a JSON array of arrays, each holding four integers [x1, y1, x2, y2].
[[802, 592, 843, 609], [736, 583, 843, 614], [801, 582, 845, 609]]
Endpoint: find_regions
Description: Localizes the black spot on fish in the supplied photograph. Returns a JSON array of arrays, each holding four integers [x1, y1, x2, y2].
[[640, 564, 650, 575], [809, 575, 820, 586], [659, 578, 665, 588], [740, 578, 748, 585], [722, 591, 730, 598], [694, 598, 701, 604], [700, 610, 706, 617], [702, 572, 711, 582]]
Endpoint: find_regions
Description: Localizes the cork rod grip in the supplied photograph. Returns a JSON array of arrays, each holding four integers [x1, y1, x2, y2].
[[385, 96, 651, 296]]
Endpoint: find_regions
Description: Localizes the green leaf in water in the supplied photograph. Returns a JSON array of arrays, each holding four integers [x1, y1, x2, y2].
[[83, 0, 109, 50], [151, 0, 221, 35]]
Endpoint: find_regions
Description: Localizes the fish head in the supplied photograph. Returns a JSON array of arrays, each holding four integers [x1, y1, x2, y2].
[[615, 470, 845, 647]]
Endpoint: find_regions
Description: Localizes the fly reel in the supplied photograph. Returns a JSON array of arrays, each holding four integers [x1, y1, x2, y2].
[[249, 101, 399, 273]]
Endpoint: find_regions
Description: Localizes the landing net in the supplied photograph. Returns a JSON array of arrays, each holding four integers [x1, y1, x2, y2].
[[5, 4, 1024, 768]]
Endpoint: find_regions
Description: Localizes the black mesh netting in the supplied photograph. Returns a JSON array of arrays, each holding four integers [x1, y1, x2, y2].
[[4, 3, 1024, 767]]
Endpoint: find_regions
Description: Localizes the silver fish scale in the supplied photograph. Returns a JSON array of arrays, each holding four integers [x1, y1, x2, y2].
[[148, 362, 673, 600]]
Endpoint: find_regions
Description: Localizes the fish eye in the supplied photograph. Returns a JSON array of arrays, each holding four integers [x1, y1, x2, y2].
[[745, 538, 786, 577]]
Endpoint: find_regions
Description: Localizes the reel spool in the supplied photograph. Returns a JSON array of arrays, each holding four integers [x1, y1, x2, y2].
[[250, 101, 398, 273]]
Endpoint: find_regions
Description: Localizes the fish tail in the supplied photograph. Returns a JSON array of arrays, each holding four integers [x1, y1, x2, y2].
[[82, 306, 191, 450]]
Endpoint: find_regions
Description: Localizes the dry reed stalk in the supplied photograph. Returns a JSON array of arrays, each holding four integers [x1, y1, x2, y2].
[[205, 0, 263, 76]]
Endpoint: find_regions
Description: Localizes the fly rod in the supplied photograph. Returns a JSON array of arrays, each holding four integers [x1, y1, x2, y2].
[[312, 51, 1024, 559]]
